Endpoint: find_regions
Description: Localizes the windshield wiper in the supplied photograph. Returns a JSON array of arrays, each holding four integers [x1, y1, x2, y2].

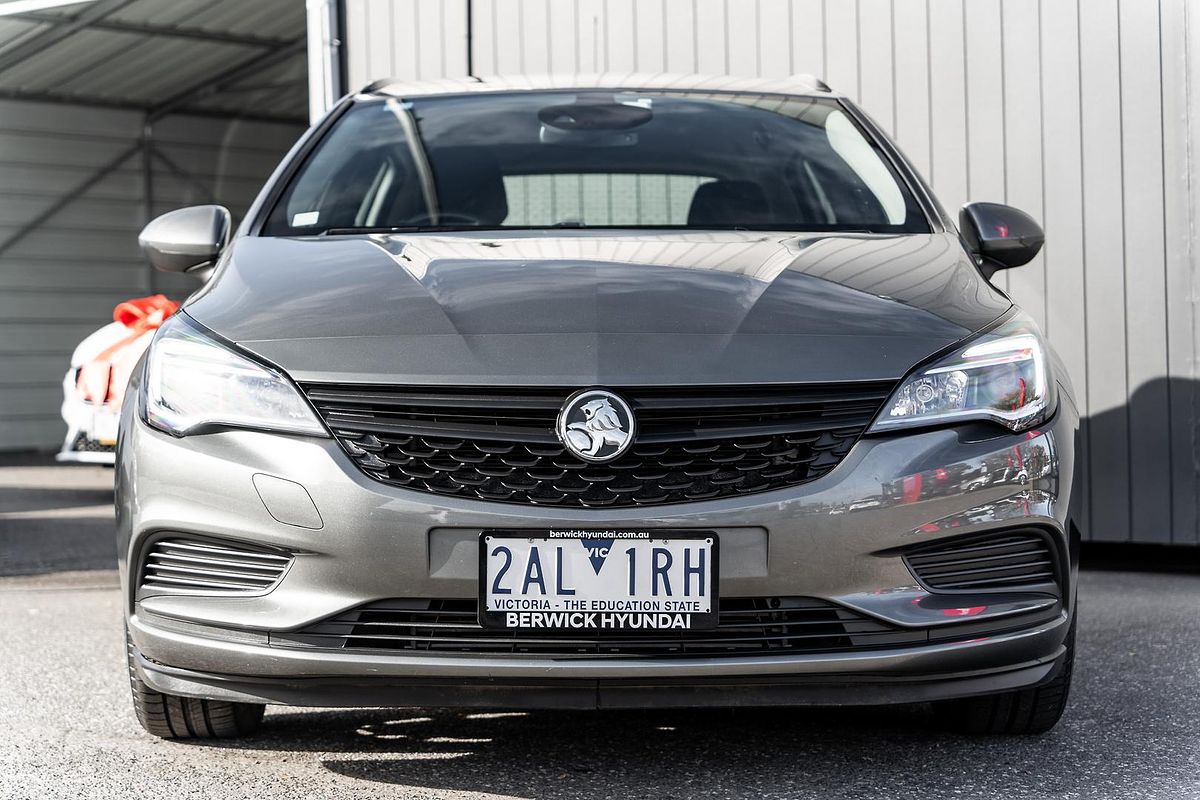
[[322, 225, 505, 235], [318, 224, 898, 236]]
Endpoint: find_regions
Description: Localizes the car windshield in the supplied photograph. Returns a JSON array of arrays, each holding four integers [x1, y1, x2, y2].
[[261, 90, 929, 236]]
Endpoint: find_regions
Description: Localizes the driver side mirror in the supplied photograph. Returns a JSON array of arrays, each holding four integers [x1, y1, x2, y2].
[[959, 202, 1044, 275], [138, 205, 231, 274]]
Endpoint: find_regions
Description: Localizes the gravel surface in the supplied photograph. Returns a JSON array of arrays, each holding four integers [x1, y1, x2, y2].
[[1, 462, 1198, 799]]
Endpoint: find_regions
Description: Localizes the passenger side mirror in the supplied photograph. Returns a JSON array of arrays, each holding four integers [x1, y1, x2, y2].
[[959, 202, 1044, 273], [138, 205, 231, 274]]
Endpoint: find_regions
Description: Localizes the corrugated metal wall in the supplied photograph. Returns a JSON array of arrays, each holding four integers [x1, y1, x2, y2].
[[0, 99, 302, 450], [342, 0, 1195, 545]]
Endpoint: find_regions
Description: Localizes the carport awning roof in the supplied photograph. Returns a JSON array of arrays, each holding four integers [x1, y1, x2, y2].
[[0, 0, 307, 122]]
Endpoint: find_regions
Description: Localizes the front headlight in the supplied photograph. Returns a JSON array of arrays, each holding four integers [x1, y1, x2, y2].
[[870, 314, 1054, 433], [143, 314, 326, 437]]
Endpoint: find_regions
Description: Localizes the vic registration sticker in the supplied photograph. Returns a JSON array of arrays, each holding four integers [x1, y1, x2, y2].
[[479, 530, 719, 630]]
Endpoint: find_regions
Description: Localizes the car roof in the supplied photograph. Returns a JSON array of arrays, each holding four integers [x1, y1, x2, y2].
[[360, 72, 836, 101]]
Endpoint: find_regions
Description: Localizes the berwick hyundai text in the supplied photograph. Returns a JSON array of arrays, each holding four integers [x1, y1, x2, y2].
[[118, 74, 1079, 739]]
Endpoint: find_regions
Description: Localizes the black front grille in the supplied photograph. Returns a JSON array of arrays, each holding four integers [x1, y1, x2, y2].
[[302, 383, 893, 508], [904, 530, 1059, 592], [273, 597, 926, 658]]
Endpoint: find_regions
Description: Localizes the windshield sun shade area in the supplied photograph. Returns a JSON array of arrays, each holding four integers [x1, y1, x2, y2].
[[261, 91, 930, 236]]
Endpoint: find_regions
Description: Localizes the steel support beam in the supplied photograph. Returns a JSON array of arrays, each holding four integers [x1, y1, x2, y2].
[[0, 88, 307, 125], [217, 80, 308, 96], [0, 0, 138, 77], [150, 148, 216, 203], [8, 10, 298, 49], [146, 38, 307, 124], [0, 142, 141, 259]]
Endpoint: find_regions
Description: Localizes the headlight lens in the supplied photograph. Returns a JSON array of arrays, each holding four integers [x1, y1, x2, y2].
[[144, 314, 326, 437], [870, 315, 1053, 433]]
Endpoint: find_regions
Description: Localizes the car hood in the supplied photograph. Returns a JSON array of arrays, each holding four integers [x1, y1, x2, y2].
[[184, 230, 1009, 385]]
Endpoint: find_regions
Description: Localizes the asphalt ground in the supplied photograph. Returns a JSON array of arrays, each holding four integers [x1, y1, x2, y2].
[[1, 460, 1198, 800]]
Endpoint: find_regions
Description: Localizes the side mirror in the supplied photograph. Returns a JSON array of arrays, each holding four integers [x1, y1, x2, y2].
[[959, 202, 1044, 273], [138, 205, 231, 273]]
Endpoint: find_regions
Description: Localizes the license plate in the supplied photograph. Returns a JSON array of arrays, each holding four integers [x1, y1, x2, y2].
[[480, 530, 719, 631], [91, 410, 119, 445]]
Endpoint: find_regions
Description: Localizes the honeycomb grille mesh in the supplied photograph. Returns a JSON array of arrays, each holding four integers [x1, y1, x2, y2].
[[302, 383, 893, 508], [69, 432, 114, 453]]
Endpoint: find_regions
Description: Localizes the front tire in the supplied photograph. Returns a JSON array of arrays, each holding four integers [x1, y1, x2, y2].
[[932, 618, 1075, 735], [126, 632, 264, 739]]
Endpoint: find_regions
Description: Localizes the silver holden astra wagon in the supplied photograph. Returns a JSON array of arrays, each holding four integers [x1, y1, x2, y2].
[[119, 74, 1080, 739]]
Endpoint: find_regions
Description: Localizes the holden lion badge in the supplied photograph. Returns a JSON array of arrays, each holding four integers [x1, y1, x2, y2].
[[556, 389, 636, 463]]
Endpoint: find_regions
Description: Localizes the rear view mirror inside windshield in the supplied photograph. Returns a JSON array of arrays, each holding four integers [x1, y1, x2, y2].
[[537, 95, 651, 147], [537, 96, 653, 130]]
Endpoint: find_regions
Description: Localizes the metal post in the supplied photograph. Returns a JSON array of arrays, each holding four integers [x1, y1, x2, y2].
[[466, 0, 474, 77], [306, 0, 345, 124], [141, 117, 156, 294]]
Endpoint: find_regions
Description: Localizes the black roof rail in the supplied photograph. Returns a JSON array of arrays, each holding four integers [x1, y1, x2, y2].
[[787, 73, 832, 92], [360, 78, 394, 94]]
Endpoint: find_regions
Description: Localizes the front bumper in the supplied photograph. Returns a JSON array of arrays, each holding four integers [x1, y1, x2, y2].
[[118, 398, 1079, 708], [132, 627, 1069, 708]]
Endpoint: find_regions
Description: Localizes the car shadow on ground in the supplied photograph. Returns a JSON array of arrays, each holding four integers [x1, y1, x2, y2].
[[211, 687, 1181, 799], [185, 565, 1200, 800]]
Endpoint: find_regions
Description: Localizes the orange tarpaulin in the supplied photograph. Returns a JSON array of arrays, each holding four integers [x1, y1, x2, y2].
[[76, 294, 178, 409]]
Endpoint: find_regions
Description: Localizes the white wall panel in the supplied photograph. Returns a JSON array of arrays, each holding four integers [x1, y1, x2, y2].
[[577, 0, 608, 73], [607, 0, 638, 72], [788, 0, 822, 77], [963, 0, 1005, 294], [891, 0, 930, 178], [1161, 0, 1199, 544], [858, 0, 894, 133], [926, 0, 968, 217], [725, 0, 760, 78], [822, 0, 858, 100], [662, 0, 697, 73], [999, 0, 1043, 325], [1038, 0, 1087, 399], [342, 0, 468, 87], [1079, 0, 1131, 542], [694, 0, 728, 75], [544, 0, 573, 72], [758, 0, 793, 78], [339, 0, 1199, 543], [490, 0, 523, 74], [518, 0, 549, 73], [1118, 0, 1172, 544]]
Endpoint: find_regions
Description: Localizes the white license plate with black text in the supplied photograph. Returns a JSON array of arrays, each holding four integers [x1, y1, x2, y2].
[[480, 530, 719, 630], [91, 409, 119, 445]]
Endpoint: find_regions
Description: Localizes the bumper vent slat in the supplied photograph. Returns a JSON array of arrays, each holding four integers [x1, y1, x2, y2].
[[139, 537, 292, 595], [915, 558, 1054, 580], [275, 597, 929, 658], [904, 530, 1060, 592], [301, 382, 894, 508], [146, 560, 286, 579]]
